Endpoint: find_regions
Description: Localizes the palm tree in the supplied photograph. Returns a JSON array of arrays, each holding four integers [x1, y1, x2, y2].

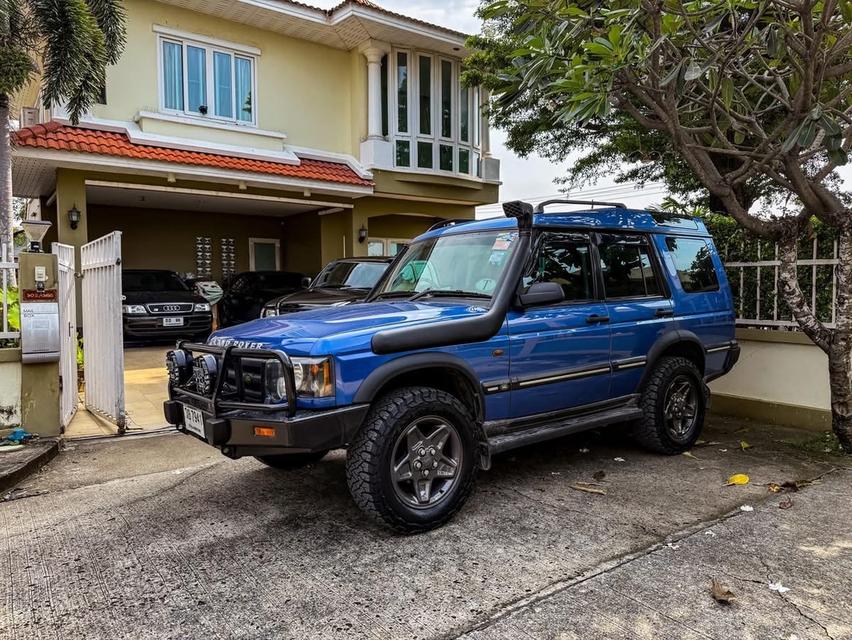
[[0, 0, 126, 257]]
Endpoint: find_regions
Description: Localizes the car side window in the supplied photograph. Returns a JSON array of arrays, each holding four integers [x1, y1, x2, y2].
[[665, 236, 720, 293], [525, 233, 594, 301], [599, 235, 661, 298]]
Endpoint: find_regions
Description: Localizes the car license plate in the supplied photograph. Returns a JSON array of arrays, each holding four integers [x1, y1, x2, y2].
[[183, 405, 205, 438], [163, 317, 184, 327]]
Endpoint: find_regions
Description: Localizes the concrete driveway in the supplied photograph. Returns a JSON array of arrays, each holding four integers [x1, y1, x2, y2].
[[2, 417, 849, 639]]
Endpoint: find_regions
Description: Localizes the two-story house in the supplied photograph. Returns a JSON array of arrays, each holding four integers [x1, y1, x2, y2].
[[12, 0, 499, 282]]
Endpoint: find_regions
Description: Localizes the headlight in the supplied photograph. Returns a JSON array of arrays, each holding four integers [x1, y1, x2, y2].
[[123, 304, 146, 314], [192, 354, 218, 395], [165, 349, 192, 386], [272, 356, 334, 398], [194, 302, 211, 312]]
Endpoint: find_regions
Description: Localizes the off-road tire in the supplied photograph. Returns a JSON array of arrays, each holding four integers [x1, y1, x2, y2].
[[255, 450, 329, 469], [345, 387, 478, 534], [633, 356, 706, 454]]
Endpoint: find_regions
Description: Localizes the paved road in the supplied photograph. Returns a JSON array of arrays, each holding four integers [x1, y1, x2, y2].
[[1, 418, 849, 639]]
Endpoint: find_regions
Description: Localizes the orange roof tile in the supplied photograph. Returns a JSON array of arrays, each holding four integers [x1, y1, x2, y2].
[[13, 121, 373, 188]]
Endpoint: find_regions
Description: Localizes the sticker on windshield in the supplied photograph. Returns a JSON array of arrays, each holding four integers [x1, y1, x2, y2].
[[491, 233, 515, 251]]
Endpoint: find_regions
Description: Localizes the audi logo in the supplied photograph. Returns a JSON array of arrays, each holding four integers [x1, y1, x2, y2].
[[162, 305, 182, 312]]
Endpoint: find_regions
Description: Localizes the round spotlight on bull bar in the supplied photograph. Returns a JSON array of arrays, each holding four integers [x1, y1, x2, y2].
[[165, 349, 193, 386], [193, 354, 219, 395]]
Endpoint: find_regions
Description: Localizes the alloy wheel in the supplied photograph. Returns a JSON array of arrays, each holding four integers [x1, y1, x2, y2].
[[390, 416, 463, 509]]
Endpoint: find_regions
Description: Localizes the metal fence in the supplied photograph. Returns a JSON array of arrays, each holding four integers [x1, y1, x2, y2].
[[721, 237, 839, 330], [0, 244, 19, 342]]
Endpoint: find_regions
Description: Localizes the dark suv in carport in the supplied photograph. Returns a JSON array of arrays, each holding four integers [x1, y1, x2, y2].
[[122, 269, 212, 342]]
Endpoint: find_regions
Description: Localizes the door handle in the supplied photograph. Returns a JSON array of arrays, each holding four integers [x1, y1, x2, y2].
[[587, 314, 610, 324], [655, 308, 674, 318]]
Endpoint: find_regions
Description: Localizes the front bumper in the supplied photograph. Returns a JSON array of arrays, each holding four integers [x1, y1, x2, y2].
[[124, 313, 212, 339], [163, 341, 368, 457], [164, 398, 369, 457]]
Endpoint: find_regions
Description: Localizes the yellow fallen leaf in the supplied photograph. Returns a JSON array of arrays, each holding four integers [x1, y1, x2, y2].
[[767, 483, 782, 493], [726, 473, 750, 486], [740, 440, 752, 450], [682, 451, 699, 460]]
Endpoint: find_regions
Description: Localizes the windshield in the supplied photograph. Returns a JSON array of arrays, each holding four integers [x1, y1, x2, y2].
[[374, 230, 518, 298], [313, 261, 388, 290], [122, 271, 188, 293]]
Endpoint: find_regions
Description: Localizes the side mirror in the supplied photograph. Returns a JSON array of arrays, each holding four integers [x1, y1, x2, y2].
[[518, 281, 565, 307], [301, 277, 312, 288]]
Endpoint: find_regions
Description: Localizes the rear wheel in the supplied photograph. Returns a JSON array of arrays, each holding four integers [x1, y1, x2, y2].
[[255, 450, 329, 469], [345, 387, 477, 533], [633, 356, 706, 454]]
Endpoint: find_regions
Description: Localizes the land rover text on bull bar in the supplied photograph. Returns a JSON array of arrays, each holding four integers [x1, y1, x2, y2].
[[164, 200, 739, 533]]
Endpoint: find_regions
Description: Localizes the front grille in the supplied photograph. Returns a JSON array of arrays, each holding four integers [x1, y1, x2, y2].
[[147, 303, 194, 314]]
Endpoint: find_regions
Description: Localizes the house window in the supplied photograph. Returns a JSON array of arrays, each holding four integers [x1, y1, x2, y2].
[[159, 35, 257, 125], [368, 238, 408, 257], [249, 238, 280, 271], [389, 49, 483, 178]]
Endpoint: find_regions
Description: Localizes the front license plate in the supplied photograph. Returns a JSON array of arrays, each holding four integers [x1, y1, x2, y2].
[[183, 405, 205, 438], [163, 317, 184, 327]]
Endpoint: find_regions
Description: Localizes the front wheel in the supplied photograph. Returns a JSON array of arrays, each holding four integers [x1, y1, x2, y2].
[[345, 387, 478, 534], [632, 356, 706, 454]]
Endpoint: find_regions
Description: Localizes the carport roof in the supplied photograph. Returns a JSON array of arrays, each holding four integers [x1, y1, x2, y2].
[[13, 121, 374, 188]]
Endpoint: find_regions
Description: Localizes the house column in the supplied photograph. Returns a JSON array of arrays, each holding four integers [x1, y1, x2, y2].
[[480, 88, 492, 158], [55, 169, 89, 326], [364, 46, 385, 141], [479, 89, 501, 181], [359, 42, 392, 169]]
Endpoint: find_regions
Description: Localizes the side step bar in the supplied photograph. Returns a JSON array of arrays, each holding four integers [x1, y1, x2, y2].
[[487, 405, 643, 456]]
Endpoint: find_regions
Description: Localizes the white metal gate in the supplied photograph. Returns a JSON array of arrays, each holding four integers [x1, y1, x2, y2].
[[53, 243, 79, 429], [80, 232, 126, 432]]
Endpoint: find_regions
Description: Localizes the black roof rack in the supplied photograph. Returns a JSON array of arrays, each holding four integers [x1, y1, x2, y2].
[[427, 218, 477, 232], [534, 199, 626, 213]]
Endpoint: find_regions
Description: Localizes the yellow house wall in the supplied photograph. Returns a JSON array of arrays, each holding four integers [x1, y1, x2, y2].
[[92, 0, 355, 154]]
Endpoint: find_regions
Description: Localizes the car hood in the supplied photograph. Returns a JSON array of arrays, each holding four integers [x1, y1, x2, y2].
[[122, 290, 205, 305], [269, 288, 370, 310], [208, 300, 491, 356]]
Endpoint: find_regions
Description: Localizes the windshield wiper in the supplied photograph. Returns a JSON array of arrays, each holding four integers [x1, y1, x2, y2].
[[372, 291, 415, 300], [408, 289, 491, 302]]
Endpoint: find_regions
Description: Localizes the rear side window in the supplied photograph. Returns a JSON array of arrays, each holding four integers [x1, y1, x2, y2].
[[525, 233, 594, 301], [665, 237, 719, 293], [599, 235, 661, 298]]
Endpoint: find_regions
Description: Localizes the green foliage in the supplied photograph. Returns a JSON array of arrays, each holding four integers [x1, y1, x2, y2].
[[2, 287, 20, 332], [470, 0, 852, 217], [0, 0, 126, 123]]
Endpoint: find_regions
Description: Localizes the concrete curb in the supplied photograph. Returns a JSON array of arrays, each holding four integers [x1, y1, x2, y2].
[[0, 439, 60, 494]]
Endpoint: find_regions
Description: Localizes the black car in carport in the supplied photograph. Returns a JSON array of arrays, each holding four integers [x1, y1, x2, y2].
[[219, 271, 308, 327], [122, 269, 212, 342], [261, 257, 393, 317]]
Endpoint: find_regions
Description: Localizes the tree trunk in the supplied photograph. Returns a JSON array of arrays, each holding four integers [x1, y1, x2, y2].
[[779, 227, 852, 452], [0, 94, 15, 286], [827, 226, 852, 451]]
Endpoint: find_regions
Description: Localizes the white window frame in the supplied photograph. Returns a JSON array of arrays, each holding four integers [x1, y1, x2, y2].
[[390, 48, 482, 179], [368, 237, 409, 257], [156, 31, 259, 127], [249, 238, 281, 271]]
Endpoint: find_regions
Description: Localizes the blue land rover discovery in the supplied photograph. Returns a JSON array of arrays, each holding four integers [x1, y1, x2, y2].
[[164, 200, 739, 532]]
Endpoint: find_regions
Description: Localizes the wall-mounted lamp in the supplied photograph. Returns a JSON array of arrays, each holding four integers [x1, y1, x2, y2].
[[68, 205, 81, 230], [358, 225, 368, 243]]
